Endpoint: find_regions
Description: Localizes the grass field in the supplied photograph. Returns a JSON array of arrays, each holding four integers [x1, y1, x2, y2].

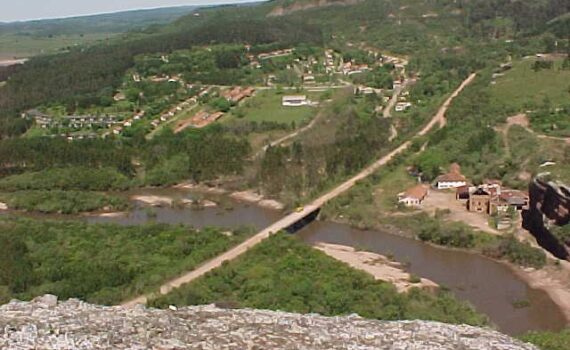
[[227, 90, 320, 125], [490, 57, 570, 111], [505, 125, 570, 185], [0, 33, 114, 59]]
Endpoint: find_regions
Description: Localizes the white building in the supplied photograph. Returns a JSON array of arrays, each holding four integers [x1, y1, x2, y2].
[[398, 185, 429, 207], [395, 102, 412, 112], [282, 95, 309, 107], [435, 173, 467, 189]]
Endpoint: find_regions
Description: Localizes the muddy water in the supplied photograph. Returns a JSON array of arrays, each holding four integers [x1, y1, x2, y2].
[[7, 187, 567, 335], [86, 188, 282, 229], [297, 220, 568, 335]]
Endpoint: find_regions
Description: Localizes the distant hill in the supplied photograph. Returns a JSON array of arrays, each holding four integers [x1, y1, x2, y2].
[[267, 0, 364, 16], [0, 6, 201, 36]]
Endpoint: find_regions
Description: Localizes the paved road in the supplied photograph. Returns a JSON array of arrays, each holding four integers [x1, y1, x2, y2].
[[122, 73, 477, 307]]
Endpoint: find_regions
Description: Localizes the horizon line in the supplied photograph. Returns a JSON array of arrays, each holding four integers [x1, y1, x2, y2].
[[0, 0, 266, 24]]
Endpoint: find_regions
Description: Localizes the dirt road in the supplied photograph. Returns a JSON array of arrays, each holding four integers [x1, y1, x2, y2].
[[253, 109, 326, 158], [122, 73, 477, 306]]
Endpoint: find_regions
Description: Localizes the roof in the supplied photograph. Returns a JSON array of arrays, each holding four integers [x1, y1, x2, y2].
[[401, 185, 429, 200], [456, 185, 470, 194], [283, 95, 307, 101], [472, 188, 490, 196], [484, 179, 503, 186], [449, 163, 461, 174], [500, 190, 529, 205], [436, 173, 466, 183]]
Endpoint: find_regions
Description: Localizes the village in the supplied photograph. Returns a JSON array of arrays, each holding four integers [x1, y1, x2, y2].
[[397, 163, 530, 233], [20, 45, 413, 140]]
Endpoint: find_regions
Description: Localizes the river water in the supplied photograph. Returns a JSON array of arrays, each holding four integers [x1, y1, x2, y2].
[[8, 187, 567, 335]]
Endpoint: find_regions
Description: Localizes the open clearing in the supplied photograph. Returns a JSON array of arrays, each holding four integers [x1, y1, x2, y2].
[[490, 57, 570, 110], [226, 90, 321, 125], [421, 190, 500, 235], [0, 33, 114, 59]]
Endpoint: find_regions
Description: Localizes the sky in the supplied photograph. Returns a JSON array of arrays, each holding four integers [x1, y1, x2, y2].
[[1, 0, 263, 22]]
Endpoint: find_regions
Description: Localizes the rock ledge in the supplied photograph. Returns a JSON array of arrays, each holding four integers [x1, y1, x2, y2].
[[0, 295, 537, 349]]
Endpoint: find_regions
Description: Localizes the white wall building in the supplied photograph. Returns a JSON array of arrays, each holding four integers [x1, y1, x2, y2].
[[282, 95, 309, 107]]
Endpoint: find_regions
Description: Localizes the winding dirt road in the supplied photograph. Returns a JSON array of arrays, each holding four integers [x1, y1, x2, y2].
[[122, 73, 477, 307]]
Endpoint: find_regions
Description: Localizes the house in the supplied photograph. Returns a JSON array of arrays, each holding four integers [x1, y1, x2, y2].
[[398, 185, 429, 207], [282, 95, 308, 107], [435, 164, 467, 189], [489, 196, 510, 215], [500, 190, 529, 211], [303, 75, 316, 84], [395, 102, 412, 112], [25, 109, 53, 128], [455, 185, 471, 200], [469, 188, 491, 213]]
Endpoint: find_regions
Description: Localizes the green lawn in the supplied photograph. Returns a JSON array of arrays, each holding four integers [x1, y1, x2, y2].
[[227, 90, 319, 125], [490, 58, 570, 111]]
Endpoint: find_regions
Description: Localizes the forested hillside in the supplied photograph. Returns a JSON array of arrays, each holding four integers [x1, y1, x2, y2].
[[0, 6, 199, 36], [0, 0, 567, 138]]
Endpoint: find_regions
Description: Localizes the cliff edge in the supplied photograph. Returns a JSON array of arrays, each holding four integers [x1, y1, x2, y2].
[[0, 295, 538, 349], [523, 175, 570, 260]]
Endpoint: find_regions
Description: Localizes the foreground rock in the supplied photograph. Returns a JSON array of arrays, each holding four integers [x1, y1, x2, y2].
[[0, 296, 537, 349]]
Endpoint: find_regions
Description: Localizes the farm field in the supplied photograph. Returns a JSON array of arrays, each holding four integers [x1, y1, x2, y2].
[[0, 33, 114, 59]]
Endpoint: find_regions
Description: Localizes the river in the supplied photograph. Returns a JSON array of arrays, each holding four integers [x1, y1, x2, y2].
[[7, 187, 568, 335]]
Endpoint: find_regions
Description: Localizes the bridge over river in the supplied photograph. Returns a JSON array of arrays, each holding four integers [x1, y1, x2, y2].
[[123, 73, 477, 306]]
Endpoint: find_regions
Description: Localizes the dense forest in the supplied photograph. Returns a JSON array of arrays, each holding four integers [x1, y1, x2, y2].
[[0, 217, 253, 305], [0, 126, 250, 184]]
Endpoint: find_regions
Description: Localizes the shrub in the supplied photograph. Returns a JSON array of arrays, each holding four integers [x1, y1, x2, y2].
[[484, 236, 546, 269]]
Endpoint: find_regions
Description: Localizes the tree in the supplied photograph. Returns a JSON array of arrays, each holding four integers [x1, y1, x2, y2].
[[0, 232, 33, 293]]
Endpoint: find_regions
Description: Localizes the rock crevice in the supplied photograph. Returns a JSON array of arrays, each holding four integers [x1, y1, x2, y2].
[[523, 176, 570, 260]]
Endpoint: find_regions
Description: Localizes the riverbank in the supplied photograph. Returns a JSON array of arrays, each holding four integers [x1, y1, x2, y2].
[[174, 182, 285, 210], [327, 215, 570, 325], [314, 242, 438, 293], [513, 258, 570, 323]]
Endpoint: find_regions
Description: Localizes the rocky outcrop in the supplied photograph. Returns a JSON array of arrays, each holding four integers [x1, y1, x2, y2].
[[0, 295, 538, 349], [523, 175, 570, 260], [268, 0, 364, 17]]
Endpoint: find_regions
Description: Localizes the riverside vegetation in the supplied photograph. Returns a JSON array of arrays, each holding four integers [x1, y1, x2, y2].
[[0, 217, 254, 305], [150, 233, 488, 327]]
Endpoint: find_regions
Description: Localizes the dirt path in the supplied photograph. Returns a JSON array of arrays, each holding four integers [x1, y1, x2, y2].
[[253, 109, 326, 158], [499, 114, 570, 151], [383, 82, 406, 118], [122, 73, 477, 306]]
